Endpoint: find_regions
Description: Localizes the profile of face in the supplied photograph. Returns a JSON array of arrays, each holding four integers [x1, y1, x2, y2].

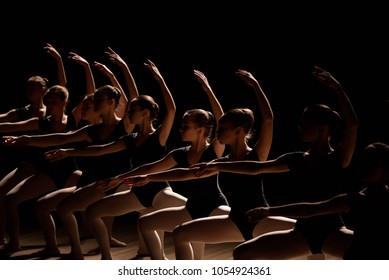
[[127, 104, 146, 125], [216, 121, 237, 145], [298, 117, 323, 143], [179, 118, 201, 142], [25, 81, 46, 101], [81, 96, 98, 120], [93, 94, 113, 113]]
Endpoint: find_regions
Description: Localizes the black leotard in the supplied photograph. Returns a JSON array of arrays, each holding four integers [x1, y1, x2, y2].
[[122, 128, 169, 207], [216, 149, 268, 240], [28, 114, 79, 189], [284, 149, 346, 254], [75, 119, 132, 194], [343, 189, 389, 260], [169, 145, 228, 219]]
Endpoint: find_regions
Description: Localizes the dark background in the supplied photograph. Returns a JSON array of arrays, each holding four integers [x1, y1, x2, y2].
[[1, 2, 388, 206]]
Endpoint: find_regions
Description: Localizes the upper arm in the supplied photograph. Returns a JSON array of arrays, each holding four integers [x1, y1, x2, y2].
[[158, 109, 176, 147], [254, 118, 274, 161]]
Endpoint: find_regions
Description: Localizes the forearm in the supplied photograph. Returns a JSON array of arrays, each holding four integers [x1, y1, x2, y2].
[[146, 168, 200, 182], [336, 86, 358, 129], [206, 90, 224, 121], [68, 142, 122, 157], [158, 79, 176, 113], [213, 161, 265, 175], [268, 203, 320, 218], [117, 162, 163, 180], [55, 56, 67, 87], [269, 195, 348, 218], [121, 66, 139, 102], [253, 83, 274, 122]]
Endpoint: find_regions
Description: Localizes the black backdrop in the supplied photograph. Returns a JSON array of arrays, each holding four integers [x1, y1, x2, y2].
[[1, 2, 388, 206]]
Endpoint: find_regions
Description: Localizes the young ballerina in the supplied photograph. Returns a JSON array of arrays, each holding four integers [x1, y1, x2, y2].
[[1, 49, 137, 257], [192, 66, 358, 260], [0, 85, 81, 254], [41, 59, 183, 260], [95, 69, 229, 260], [0, 75, 48, 123], [0, 43, 63, 182], [2, 84, 134, 255], [123, 69, 297, 260], [242, 142, 389, 260]]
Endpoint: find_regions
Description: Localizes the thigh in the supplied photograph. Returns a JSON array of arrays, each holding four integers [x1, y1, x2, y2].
[[208, 205, 230, 217], [140, 207, 191, 232], [253, 216, 296, 237], [36, 187, 77, 212], [175, 216, 244, 244], [6, 173, 56, 204], [234, 229, 310, 260], [152, 188, 187, 209], [58, 183, 104, 213], [87, 189, 144, 218], [63, 170, 83, 188], [0, 166, 34, 196]]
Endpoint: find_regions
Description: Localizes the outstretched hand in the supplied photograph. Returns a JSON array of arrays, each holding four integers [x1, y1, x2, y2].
[[68, 52, 89, 66], [189, 161, 217, 177], [122, 175, 149, 187], [236, 69, 258, 88], [245, 207, 270, 223], [194, 70, 211, 92], [2, 135, 29, 147], [144, 59, 163, 81], [44, 43, 61, 60], [44, 149, 68, 162], [94, 177, 122, 193], [312, 66, 342, 91], [104, 47, 126, 67]]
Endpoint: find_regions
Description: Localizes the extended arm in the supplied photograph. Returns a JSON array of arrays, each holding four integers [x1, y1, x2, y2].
[[44, 136, 127, 161], [2, 125, 90, 147], [0, 117, 39, 134], [246, 193, 350, 223], [192, 153, 290, 177]]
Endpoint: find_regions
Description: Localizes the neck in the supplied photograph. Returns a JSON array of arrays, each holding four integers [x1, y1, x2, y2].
[[228, 142, 251, 160]]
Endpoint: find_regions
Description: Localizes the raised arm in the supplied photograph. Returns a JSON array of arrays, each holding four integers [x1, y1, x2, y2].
[[236, 69, 274, 161], [68, 52, 96, 125], [44, 43, 67, 87], [312, 66, 358, 168], [194, 70, 224, 157], [104, 47, 139, 103], [93, 61, 127, 118], [144, 59, 176, 146]]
